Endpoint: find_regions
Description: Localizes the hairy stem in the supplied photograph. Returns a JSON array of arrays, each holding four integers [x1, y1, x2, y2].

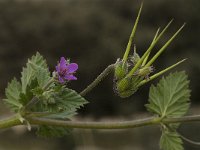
[[80, 64, 115, 96], [1, 114, 200, 130]]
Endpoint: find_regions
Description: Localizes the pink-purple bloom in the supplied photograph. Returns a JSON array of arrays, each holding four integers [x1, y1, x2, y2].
[[56, 57, 78, 83]]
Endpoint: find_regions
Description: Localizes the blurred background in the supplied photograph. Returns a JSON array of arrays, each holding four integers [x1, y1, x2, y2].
[[0, 0, 200, 149]]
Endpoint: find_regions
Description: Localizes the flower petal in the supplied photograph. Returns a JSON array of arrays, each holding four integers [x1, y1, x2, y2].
[[64, 74, 77, 80], [56, 65, 60, 72], [66, 63, 78, 73], [60, 57, 67, 68]]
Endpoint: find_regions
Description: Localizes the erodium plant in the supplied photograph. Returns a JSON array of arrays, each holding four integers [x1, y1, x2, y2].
[[0, 3, 199, 150]]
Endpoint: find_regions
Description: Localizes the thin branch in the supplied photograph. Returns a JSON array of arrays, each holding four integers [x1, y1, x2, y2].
[[180, 133, 200, 146], [80, 64, 115, 96]]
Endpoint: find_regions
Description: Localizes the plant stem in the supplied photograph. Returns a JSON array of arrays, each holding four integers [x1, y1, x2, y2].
[[163, 115, 200, 124], [80, 64, 115, 96], [28, 116, 160, 129], [1, 114, 200, 130], [0, 115, 21, 129]]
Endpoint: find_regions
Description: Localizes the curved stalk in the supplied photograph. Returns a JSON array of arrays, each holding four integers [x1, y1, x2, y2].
[[80, 64, 115, 96]]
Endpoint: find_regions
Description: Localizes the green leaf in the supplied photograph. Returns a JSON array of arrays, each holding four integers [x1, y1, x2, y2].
[[55, 87, 88, 111], [19, 79, 39, 105], [35, 67, 51, 88], [34, 86, 88, 137], [29, 57, 51, 88], [37, 125, 72, 138], [39, 85, 88, 113], [160, 130, 183, 150], [4, 78, 22, 111], [36, 108, 75, 137], [4, 52, 50, 112], [146, 71, 190, 118], [21, 52, 50, 93]]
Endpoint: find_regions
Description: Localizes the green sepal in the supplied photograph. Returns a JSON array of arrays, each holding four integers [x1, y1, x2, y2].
[[136, 66, 153, 77], [130, 48, 141, 65]]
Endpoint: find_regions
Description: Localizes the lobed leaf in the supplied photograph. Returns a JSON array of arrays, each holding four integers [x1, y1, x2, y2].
[[37, 125, 72, 138], [35, 86, 88, 137], [4, 78, 22, 111], [39, 85, 88, 113], [19, 79, 39, 105], [146, 71, 190, 118], [44, 111, 77, 120], [21, 52, 50, 93], [160, 130, 183, 150]]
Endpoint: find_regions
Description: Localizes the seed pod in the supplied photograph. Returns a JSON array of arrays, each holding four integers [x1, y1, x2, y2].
[[115, 77, 131, 93], [114, 59, 128, 81], [115, 76, 143, 98]]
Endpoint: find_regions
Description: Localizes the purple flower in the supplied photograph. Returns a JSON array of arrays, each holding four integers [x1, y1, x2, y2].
[[56, 57, 78, 83]]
